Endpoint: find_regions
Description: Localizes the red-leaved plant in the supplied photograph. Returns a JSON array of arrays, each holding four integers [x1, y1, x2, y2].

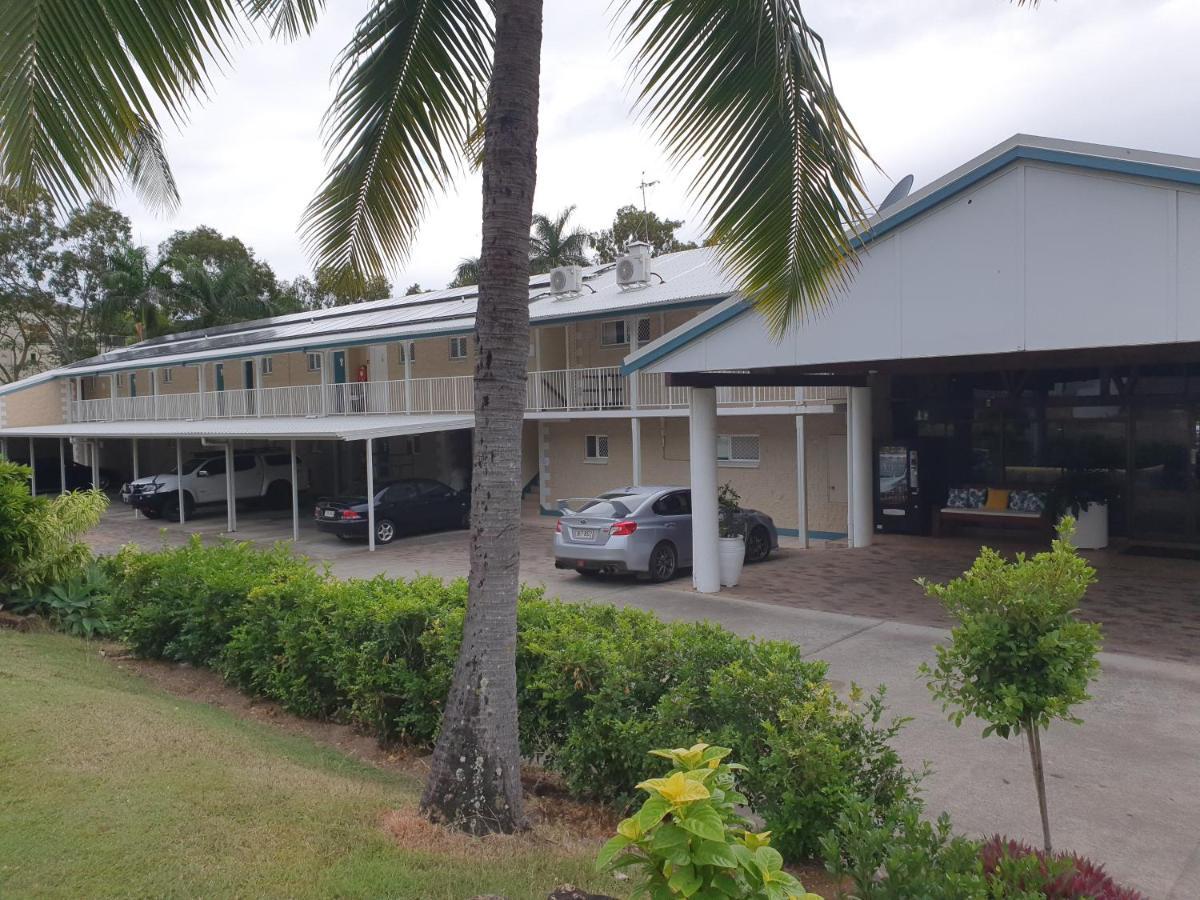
[[980, 835, 1145, 900]]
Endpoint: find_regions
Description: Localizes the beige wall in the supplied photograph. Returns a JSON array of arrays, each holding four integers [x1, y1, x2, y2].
[[2, 380, 66, 427], [542, 409, 848, 537], [408, 335, 475, 379]]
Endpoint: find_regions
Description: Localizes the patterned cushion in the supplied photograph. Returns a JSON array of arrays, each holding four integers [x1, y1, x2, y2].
[[947, 487, 986, 509], [1008, 490, 1047, 514]]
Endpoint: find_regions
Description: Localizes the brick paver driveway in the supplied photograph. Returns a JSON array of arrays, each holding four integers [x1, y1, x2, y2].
[[90, 501, 1198, 664]]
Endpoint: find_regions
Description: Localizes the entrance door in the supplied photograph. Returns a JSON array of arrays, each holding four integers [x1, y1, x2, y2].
[[332, 351, 347, 412], [1130, 405, 1200, 542], [243, 360, 256, 415]]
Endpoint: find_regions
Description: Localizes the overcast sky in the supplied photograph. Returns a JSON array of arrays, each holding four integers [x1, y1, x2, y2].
[[115, 0, 1200, 292]]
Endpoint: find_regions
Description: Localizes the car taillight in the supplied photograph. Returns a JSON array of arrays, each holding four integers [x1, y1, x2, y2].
[[609, 520, 637, 536], [341, 509, 361, 520], [554, 520, 561, 533]]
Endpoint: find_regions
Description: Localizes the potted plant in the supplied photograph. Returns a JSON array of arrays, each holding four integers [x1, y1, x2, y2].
[[717, 482, 746, 587], [1047, 469, 1116, 550]]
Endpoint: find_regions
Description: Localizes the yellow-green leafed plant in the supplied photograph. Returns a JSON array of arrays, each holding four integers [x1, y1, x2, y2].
[[596, 743, 822, 900]]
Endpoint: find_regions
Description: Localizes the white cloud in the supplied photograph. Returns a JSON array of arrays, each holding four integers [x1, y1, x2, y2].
[[118, 0, 1200, 292]]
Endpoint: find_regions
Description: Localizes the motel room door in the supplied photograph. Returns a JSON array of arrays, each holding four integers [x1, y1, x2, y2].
[[1129, 405, 1200, 543]]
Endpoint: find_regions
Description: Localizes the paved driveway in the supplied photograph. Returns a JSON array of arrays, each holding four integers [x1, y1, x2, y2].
[[88, 503, 1200, 897]]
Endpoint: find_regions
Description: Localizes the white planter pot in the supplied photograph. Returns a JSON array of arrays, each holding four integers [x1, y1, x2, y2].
[[718, 536, 745, 587], [1073, 502, 1108, 550]]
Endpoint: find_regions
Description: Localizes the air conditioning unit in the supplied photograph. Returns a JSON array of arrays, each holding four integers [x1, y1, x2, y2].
[[549, 264, 583, 296], [616, 243, 652, 287]]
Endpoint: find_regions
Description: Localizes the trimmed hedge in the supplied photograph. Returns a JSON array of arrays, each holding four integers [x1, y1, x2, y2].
[[103, 537, 918, 859]]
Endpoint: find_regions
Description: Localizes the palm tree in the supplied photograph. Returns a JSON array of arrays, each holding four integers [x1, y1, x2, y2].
[[170, 258, 270, 330], [529, 205, 590, 272], [449, 256, 481, 289], [100, 245, 170, 341], [3, 0, 1041, 834]]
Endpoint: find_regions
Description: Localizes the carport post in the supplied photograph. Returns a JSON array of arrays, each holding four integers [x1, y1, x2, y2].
[[290, 440, 299, 543], [28, 438, 36, 495], [90, 441, 99, 491], [688, 388, 721, 593], [846, 386, 873, 549], [795, 416, 808, 549], [366, 438, 375, 552], [225, 443, 236, 533], [58, 438, 67, 495], [132, 438, 140, 517], [175, 440, 185, 524]]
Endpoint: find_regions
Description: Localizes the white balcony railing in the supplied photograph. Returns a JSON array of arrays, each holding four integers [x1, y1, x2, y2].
[[71, 369, 847, 424]]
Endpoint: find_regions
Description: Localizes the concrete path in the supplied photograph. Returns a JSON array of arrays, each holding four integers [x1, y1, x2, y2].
[[88, 504, 1199, 897]]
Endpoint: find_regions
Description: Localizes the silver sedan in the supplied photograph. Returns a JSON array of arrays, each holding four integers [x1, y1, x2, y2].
[[553, 485, 779, 582]]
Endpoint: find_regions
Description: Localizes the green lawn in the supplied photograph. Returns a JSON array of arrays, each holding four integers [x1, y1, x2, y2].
[[0, 631, 616, 899]]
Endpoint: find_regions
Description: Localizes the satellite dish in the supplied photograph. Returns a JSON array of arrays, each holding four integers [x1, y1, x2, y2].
[[878, 174, 914, 212]]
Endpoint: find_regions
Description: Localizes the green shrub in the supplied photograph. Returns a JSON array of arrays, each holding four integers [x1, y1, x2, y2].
[[36, 562, 112, 638], [103, 540, 919, 861], [0, 461, 107, 603], [597, 743, 820, 899]]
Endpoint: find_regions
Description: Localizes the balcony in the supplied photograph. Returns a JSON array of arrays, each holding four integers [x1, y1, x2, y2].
[[70, 369, 845, 424]]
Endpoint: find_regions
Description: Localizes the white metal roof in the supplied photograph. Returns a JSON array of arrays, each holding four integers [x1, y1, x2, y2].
[[0, 413, 472, 442], [0, 247, 736, 396]]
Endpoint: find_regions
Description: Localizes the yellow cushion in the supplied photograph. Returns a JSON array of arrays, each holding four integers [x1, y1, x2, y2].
[[985, 489, 1009, 511]]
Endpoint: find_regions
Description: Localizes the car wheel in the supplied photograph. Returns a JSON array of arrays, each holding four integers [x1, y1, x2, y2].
[[375, 518, 397, 545], [160, 493, 194, 522], [745, 526, 771, 563], [141, 506, 161, 520], [647, 542, 678, 583]]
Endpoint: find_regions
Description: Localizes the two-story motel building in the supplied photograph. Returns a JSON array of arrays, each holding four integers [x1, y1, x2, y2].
[[7, 134, 1200, 588]]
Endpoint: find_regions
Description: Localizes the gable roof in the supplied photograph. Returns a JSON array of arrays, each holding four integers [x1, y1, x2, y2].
[[622, 133, 1200, 375]]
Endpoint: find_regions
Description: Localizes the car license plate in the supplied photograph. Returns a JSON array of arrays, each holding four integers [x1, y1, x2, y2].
[[572, 527, 597, 540], [323, 509, 337, 519]]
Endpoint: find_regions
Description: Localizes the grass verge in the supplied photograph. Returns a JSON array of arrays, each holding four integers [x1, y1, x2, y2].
[[0, 630, 617, 899]]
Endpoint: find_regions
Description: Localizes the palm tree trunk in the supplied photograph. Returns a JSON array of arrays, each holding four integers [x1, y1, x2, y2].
[[1026, 718, 1052, 853], [419, 0, 542, 835]]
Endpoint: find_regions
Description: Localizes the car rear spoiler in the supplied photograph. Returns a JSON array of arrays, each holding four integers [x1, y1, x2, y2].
[[556, 497, 630, 517]]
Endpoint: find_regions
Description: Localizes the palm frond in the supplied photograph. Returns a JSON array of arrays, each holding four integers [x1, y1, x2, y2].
[[302, 0, 494, 280], [0, 0, 244, 210], [618, 0, 872, 333], [125, 118, 181, 214], [243, 0, 328, 40]]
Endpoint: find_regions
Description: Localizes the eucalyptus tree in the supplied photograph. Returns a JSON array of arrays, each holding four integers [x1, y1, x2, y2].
[[529, 205, 591, 272], [1, 0, 917, 834]]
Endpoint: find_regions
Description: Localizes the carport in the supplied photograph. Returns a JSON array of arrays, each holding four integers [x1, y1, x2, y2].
[[0, 413, 472, 552]]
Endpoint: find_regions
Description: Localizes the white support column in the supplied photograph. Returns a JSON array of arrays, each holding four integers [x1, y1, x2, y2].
[[225, 443, 236, 533], [195, 363, 205, 418], [150, 368, 158, 418], [688, 388, 721, 593], [847, 386, 873, 548], [132, 439, 140, 517], [90, 441, 100, 492], [403, 343, 413, 413], [58, 438, 67, 496], [795, 416, 808, 549], [630, 418, 642, 487], [366, 438, 376, 552], [28, 438, 36, 495], [176, 440, 185, 524], [628, 318, 641, 486], [290, 439, 299, 543], [321, 351, 331, 415]]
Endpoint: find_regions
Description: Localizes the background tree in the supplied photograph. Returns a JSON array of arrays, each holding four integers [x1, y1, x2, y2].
[[404, 282, 425, 295], [0, 187, 60, 381], [592, 204, 699, 263], [529, 205, 590, 272], [100, 245, 171, 342], [918, 521, 1102, 853], [448, 256, 481, 289]]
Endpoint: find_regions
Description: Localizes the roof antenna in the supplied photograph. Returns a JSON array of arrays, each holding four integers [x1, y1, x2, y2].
[[638, 171, 659, 245]]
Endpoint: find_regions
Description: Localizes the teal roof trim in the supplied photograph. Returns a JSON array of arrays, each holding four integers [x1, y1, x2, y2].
[[620, 299, 751, 375]]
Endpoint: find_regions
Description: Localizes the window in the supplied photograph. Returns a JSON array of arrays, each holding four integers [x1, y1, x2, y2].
[[161, 368, 173, 385], [116, 373, 125, 387], [398, 342, 415, 363], [449, 336, 468, 359], [585, 434, 609, 462], [652, 491, 691, 516], [601, 318, 651, 347], [199, 458, 226, 476], [233, 454, 256, 472], [717, 434, 760, 467], [307, 352, 322, 372], [261, 357, 273, 376]]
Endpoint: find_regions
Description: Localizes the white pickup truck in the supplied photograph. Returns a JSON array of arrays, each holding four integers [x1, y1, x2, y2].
[[121, 449, 307, 521]]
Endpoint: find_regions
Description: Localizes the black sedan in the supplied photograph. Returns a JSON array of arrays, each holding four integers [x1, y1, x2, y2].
[[28, 457, 118, 493], [314, 478, 470, 544]]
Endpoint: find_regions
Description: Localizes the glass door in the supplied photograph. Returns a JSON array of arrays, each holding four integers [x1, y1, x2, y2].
[[1130, 406, 1200, 542]]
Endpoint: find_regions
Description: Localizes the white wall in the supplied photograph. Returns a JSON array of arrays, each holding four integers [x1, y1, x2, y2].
[[648, 160, 1200, 373]]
